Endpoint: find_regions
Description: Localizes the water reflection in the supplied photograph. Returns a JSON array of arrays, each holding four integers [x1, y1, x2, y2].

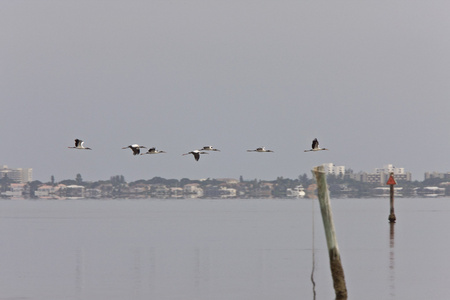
[[75, 248, 84, 300], [132, 248, 142, 299], [5, 198, 450, 299], [68, 246, 308, 300], [310, 197, 316, 300], [146, 247, 156, 298], [389, 223, 395, 299], [194, 247, 210, 296]]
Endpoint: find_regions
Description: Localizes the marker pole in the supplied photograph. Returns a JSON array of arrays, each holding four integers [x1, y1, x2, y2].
[[387, 172, 397, 223]]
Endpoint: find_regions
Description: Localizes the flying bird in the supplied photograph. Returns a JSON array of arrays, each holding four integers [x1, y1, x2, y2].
[[68, 139, 92, 150], [122, 144, 147, 155], [304, 138, 328, 152], [247, 147, 274, 152], [140, 147, 166, 155], [182, 150, 209, 161], [201, 146, 220, 151]]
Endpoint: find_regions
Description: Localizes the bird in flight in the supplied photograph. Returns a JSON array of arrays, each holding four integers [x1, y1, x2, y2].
[[68, 139, 92, 150], [140, 147, 166, 155], [182, 150, 209, 161], [247, 147, 274, 153], [304, 138, 328, 152], [200, 146, 220, 151], [122, 144, 147, 155]]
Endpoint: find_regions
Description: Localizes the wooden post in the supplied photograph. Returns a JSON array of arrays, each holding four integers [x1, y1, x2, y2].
[[387, 172, 396, 223], [312, 166, 347, 299]]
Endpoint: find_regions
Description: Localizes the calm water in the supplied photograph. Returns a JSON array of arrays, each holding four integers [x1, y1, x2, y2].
[[0, 197, 449, 300]]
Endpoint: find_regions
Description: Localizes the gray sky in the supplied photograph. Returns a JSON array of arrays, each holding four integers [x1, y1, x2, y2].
[[2, 1, 450, 182]]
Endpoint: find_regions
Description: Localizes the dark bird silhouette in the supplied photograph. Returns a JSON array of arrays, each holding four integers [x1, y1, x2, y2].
[[68, 139, 92, 150], [304, 138, 328, 152], [122, 144, 147, 155]]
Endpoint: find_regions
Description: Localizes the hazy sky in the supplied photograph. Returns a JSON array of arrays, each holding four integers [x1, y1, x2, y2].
[[2, 1, 450, 182]]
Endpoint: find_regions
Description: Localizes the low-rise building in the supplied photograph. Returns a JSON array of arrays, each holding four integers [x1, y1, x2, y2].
[[216, 178, 239, 185], [1, 183, 27, 198], [35, 184, 56, 197], [373, 186, 404, 197], [97, 183, 114, 197], [203, 186, 237, 198], [85, 188, 102, 198], [65, 185, 85, 198], [183, 183, 203, 198], [416, 186, 446, 197], [170, 187, 183, 198], [151, 185, 170, 197], [424, 172, 450, 180]]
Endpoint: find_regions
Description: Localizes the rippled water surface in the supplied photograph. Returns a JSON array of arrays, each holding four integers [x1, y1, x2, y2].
[[0, 198, 449, 300]]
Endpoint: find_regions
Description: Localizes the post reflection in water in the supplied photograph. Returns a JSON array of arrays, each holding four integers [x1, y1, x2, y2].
[[12, 198, 450, 299], [88, 246, 307, 300], [389, 223, 395, 299], [75, 248, 84, 300], [310, 197, 316, 300], [147, 247, 156, 297], [194, 247, 210, 296], [132, 248, 142, 299]]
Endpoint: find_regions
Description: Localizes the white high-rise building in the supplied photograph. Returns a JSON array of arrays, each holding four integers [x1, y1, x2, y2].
[[351, 164, 411, 184], [0, 165, 32, 183], [322, 163, 346, 176], [375, 164, 405, 175]]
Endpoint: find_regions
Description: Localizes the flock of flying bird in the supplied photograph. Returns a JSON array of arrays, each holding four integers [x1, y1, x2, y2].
[[68, 138, 329, 161]]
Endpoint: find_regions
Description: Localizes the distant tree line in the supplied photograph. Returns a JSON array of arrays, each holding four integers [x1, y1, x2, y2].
[[4, 172, 450, 198]]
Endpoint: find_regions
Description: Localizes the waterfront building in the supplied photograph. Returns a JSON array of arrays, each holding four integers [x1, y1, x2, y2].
[[65, 185, 85, 198], [351, 164, 411, 184], [85, 188, 102, 198], [203, 186, 237, 198], [1, 183, 27, 198], [35, 184, 66, 199], [170, 187, 183, 198], [286, 185, 306, 198], [424, 172, 450, 180], [183, 183, 204, 198], [150, 185, 170, 197], [375, 164, 406, 175], [373, 186, 404, 197], [216, 178, 239, 185], [322, 163, 346, 176], [0, 165, 32, 183], [415, 186, 446, 197]]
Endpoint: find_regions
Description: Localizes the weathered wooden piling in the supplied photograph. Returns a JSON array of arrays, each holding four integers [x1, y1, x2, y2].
[[387, 172, 397, 223], [312, 166, 347, 299]]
